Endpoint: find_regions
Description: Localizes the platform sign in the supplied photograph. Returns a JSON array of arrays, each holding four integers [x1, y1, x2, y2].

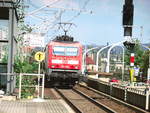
[[34, 51, 45, 98], [134, 67, 139, 76], [35, 52, 45, 62]]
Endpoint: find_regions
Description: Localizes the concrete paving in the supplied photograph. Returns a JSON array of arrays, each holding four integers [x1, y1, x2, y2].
[[0, 99, 75, 113]]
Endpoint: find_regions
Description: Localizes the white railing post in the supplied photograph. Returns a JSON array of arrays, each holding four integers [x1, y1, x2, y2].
[[37, 62, 41, 98], [19, 73, 22, 99], [42, 74, 45, 99], [18, 73, 45, 99], [145, 87, 149, 110]]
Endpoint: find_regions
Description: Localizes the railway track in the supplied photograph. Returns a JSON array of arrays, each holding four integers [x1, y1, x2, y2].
[[55, 87, 116, 113], [75, 83, 149, 113]]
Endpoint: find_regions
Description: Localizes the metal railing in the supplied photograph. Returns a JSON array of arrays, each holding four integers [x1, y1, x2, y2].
[[18, 73, 45, 99]]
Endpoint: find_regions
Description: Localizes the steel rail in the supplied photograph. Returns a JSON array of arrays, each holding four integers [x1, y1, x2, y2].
[[73, 88, 117, 113], [78, 83, 149, 113], [55, 87, 116, 113], [55, 88, 83, 113]]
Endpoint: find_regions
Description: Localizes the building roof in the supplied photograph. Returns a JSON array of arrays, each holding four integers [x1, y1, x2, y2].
[[86, 56, 95, 65]]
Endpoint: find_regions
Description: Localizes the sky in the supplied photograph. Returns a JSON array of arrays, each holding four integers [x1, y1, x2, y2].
[[25, 0, 150, 46]]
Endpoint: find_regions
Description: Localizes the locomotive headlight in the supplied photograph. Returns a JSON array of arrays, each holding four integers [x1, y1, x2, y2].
[[65, 66, 69, 68], [75, 66, 78, 69], [51, 65, 55, 68], [68, 60, 79, 64]]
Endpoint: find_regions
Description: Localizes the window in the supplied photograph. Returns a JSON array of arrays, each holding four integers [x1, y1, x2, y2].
[[53, 46, 78, 56], [53, 46, 65, 56], [66, 47, 78, 56], [0, 20, 9, 40]]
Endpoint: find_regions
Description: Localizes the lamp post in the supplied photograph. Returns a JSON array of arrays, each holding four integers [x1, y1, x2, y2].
[[121, 46, 125, 82]]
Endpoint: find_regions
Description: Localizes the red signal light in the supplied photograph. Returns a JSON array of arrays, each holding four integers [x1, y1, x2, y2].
[[130, 53, 134, 66]]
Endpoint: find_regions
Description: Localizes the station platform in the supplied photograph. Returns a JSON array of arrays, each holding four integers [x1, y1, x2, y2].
[[88, 75, 110, 82], [0, 99, 74, 113], [87, 75, 148, 90]]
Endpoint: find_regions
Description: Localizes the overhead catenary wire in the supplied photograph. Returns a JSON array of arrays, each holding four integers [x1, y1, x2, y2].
[[26, 0, 60, 16], [67, 0, 92, 22], [27, 0, 39, 8], [23, 0, 92, 43], [30, 10, 63, 33]]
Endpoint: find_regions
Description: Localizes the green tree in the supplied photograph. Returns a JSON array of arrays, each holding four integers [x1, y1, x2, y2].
[[14, 56, 38, 73], [13, 1, 36, 98], [14, 56, 38, 98], [140, 51, 149, 79], [124, 40, 144, 67], [123, 39, 150, 82], [1, 1, 37, 98]]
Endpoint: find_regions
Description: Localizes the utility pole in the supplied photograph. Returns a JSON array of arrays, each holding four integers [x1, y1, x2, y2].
[[140, 26, 143, 39]]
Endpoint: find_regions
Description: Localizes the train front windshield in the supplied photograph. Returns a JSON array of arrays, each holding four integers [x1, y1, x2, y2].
[[53, 46, 78, 56]]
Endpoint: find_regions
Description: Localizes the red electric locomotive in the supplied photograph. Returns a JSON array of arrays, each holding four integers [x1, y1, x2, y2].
[[45, 35, 82, 86]]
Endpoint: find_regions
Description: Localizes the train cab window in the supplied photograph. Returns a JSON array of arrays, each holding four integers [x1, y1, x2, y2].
[[53, 46, 65, 56], [53, 46, 78, 56], [66, 47, 78, 56]]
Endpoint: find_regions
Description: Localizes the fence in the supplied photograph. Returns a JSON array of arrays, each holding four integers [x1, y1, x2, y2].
[[18, 73, 45, 99], [87, 77, 150, 111]]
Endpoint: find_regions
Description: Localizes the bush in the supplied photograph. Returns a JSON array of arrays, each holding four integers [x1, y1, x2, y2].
[[14, 57, 38, 98]]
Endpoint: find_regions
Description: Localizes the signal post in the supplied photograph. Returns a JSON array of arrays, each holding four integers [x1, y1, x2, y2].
[[122, 0, 136, 84]]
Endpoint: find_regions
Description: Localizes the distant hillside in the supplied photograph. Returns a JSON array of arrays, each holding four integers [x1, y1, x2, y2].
[[143, 43, 150, 46]]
